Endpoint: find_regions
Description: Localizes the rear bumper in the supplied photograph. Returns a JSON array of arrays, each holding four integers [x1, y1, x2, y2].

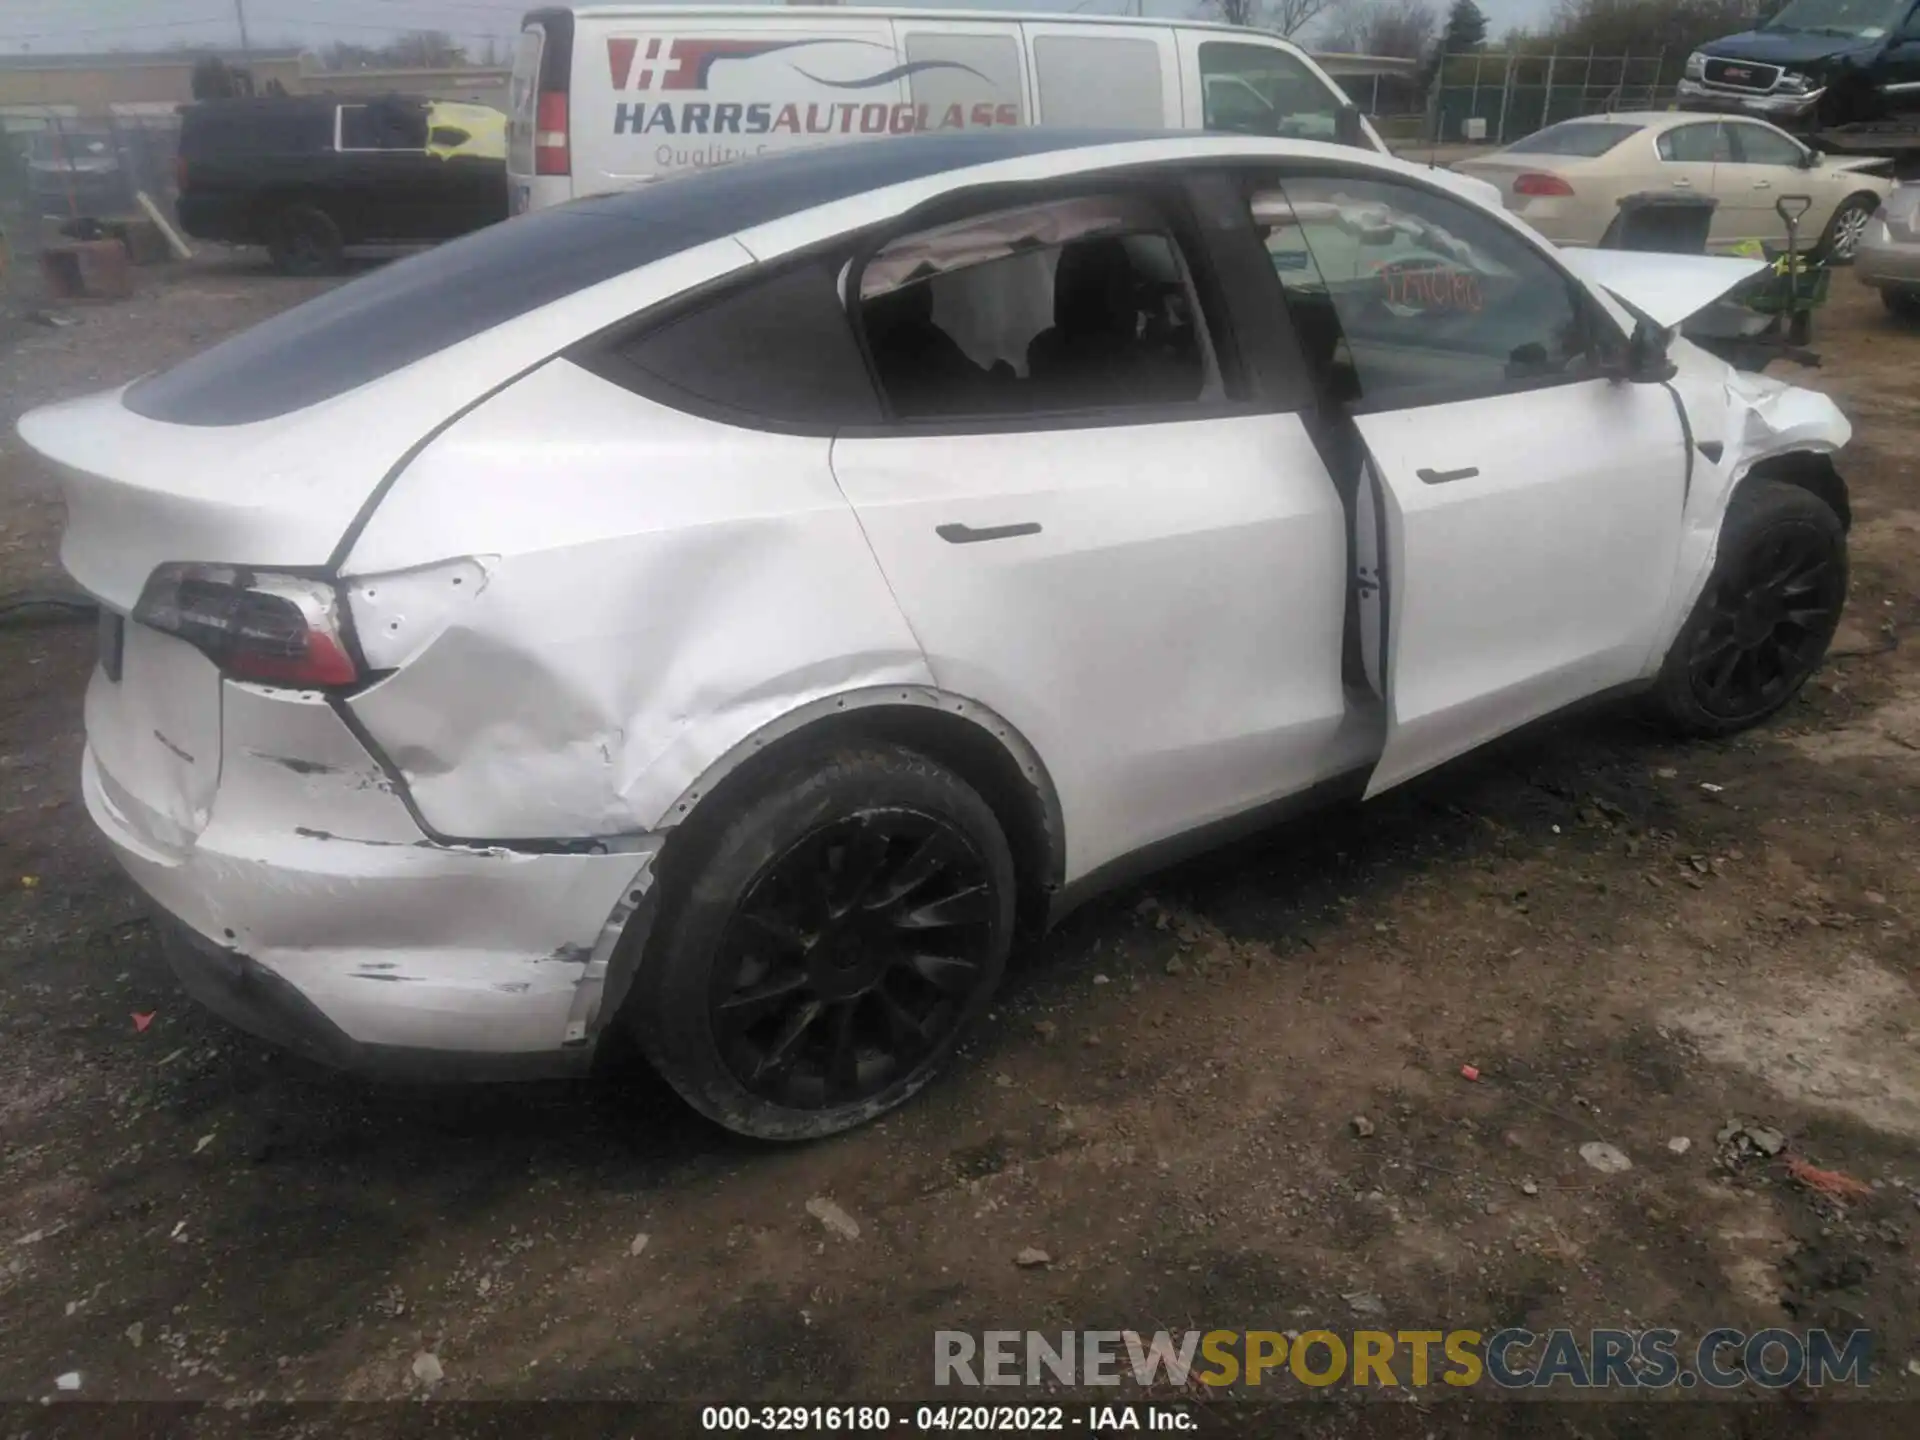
[[507, 172, 574, 216], [155, 914, 588, 1080], [1855, 222, 1920, 290], [84, 742, 657, 1072]]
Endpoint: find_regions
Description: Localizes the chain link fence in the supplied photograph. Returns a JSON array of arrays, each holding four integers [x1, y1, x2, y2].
[[2, 109, 182, 260], [1429, 51, 1681, 146]]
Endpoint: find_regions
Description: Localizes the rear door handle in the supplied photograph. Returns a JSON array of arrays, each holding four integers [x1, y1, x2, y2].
[[1415, 466, 1480, 485], [1754, 179, 1772, 189], [936, 521, 1042, 545], [1672, 176, 1692, 188]]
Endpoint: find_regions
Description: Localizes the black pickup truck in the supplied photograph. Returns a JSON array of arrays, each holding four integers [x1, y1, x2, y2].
[[175, 95, 508, 275], [1677, 0, 1920, 130]]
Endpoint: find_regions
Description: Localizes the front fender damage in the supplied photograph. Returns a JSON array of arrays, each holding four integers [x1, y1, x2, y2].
[[1653, 346, 1852, 667]]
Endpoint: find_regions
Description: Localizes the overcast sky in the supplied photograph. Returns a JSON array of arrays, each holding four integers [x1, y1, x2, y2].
[[0, 0, 1562, 61]]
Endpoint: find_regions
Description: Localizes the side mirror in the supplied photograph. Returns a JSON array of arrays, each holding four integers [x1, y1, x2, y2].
[[1334, 102, 1365, 149], [1619, 317, 1677, 382], [1800, 147, 1822, 168]]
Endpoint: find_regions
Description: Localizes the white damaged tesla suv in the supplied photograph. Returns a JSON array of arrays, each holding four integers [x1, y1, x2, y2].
[[21, 131, 1853, 1138]]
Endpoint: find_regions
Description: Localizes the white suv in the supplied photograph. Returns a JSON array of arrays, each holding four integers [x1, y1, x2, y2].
[[22, 130, 1852, 1138]]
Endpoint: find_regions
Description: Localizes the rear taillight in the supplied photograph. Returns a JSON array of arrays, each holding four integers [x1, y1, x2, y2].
[[133, 564, 359, 687], [1514, 172, 1575, 197], [535, 92, 570, 176]]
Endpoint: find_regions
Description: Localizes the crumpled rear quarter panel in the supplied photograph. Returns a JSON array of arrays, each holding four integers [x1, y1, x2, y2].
[[343, 359, 930, 841], [84, 683, 653, 1054]]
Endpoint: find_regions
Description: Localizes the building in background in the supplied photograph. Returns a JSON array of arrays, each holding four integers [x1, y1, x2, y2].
[[1313, 51, 1425, 133], [309, 67, 509, 111], [0, 49, 305, 118]]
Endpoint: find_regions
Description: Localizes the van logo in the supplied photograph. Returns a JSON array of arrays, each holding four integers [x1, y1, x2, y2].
[[606, 36, 985, 92]]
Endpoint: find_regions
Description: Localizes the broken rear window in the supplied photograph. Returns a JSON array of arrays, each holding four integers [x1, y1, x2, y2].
[[125, 130, 1109, 428]]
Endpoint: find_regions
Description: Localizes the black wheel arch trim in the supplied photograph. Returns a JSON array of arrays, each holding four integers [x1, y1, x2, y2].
[[1660, 380, 1696, 507], [1734, 449, 1852, 532], [597, 689, 1061, 1044], [652, 686, 1067, 920]]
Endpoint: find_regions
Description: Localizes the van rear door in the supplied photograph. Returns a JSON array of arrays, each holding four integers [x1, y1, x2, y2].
[[508, 11, 574, 213]]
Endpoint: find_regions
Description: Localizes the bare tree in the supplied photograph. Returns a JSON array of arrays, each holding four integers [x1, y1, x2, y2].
[[1271, 0, 1347, 34], [318, 41, 381, 72], [191, 55, 253, 99], [1207, 0, 1262, 25], [1205, 0, 1346, 35], [1320, 0, 1438, 55], [387, 29, 470, 69], [1544, 0, 1779, 57]]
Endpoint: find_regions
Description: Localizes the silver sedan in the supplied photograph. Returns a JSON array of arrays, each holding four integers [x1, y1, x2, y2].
[[1857, 182, 1920, 319]]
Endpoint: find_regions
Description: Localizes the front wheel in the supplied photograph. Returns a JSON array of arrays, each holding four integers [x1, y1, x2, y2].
[[627, 744, 1015, 1140], [1817, 195, 1877, 264], [1647, 480, 1847, 738]]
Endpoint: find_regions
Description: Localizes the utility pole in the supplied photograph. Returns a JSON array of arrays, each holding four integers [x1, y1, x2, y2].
[[234, 0, 252, 62]]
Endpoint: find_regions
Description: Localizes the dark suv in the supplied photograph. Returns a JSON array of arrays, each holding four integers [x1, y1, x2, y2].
[[175, 95, 507, 275], [1678, 0, 1920, 129]]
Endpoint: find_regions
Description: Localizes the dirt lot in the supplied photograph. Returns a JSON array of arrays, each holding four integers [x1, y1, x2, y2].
[[3, 256, 1920, 1429]]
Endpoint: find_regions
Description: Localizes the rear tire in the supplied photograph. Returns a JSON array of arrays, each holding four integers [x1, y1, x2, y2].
[[266, 204, 344, 277], [627, 743, 1015, 1141], [1816, 194, 1878, 264], [1647, 480, 1847, 738], [1883, 287, 1920, 322]]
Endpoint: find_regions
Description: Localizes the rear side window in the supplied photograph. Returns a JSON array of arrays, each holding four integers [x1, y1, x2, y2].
[[1198, 41, 1342, 143], [1728, 123, 1806, 167], [181, 104, 331, 157], [1658, 123, 1731, 163], [905, 34, 1027, 125], [582, 260, 880, 429], [1032, 36, 1164, 128], [339, 103, 428, 152], [857, 195, 1221, 421], [1505, 121, 1641, 157]]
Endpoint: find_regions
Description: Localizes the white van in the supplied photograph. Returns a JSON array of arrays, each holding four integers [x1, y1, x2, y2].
[[507, 4, 1387, 212]]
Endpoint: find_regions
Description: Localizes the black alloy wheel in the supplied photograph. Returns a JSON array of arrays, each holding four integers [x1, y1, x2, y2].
[[627, 743, 1015, 1140], [1650, 478, 1847, 737], [1686, 520, 1845, 722], [711, 808, 998, 1111]]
